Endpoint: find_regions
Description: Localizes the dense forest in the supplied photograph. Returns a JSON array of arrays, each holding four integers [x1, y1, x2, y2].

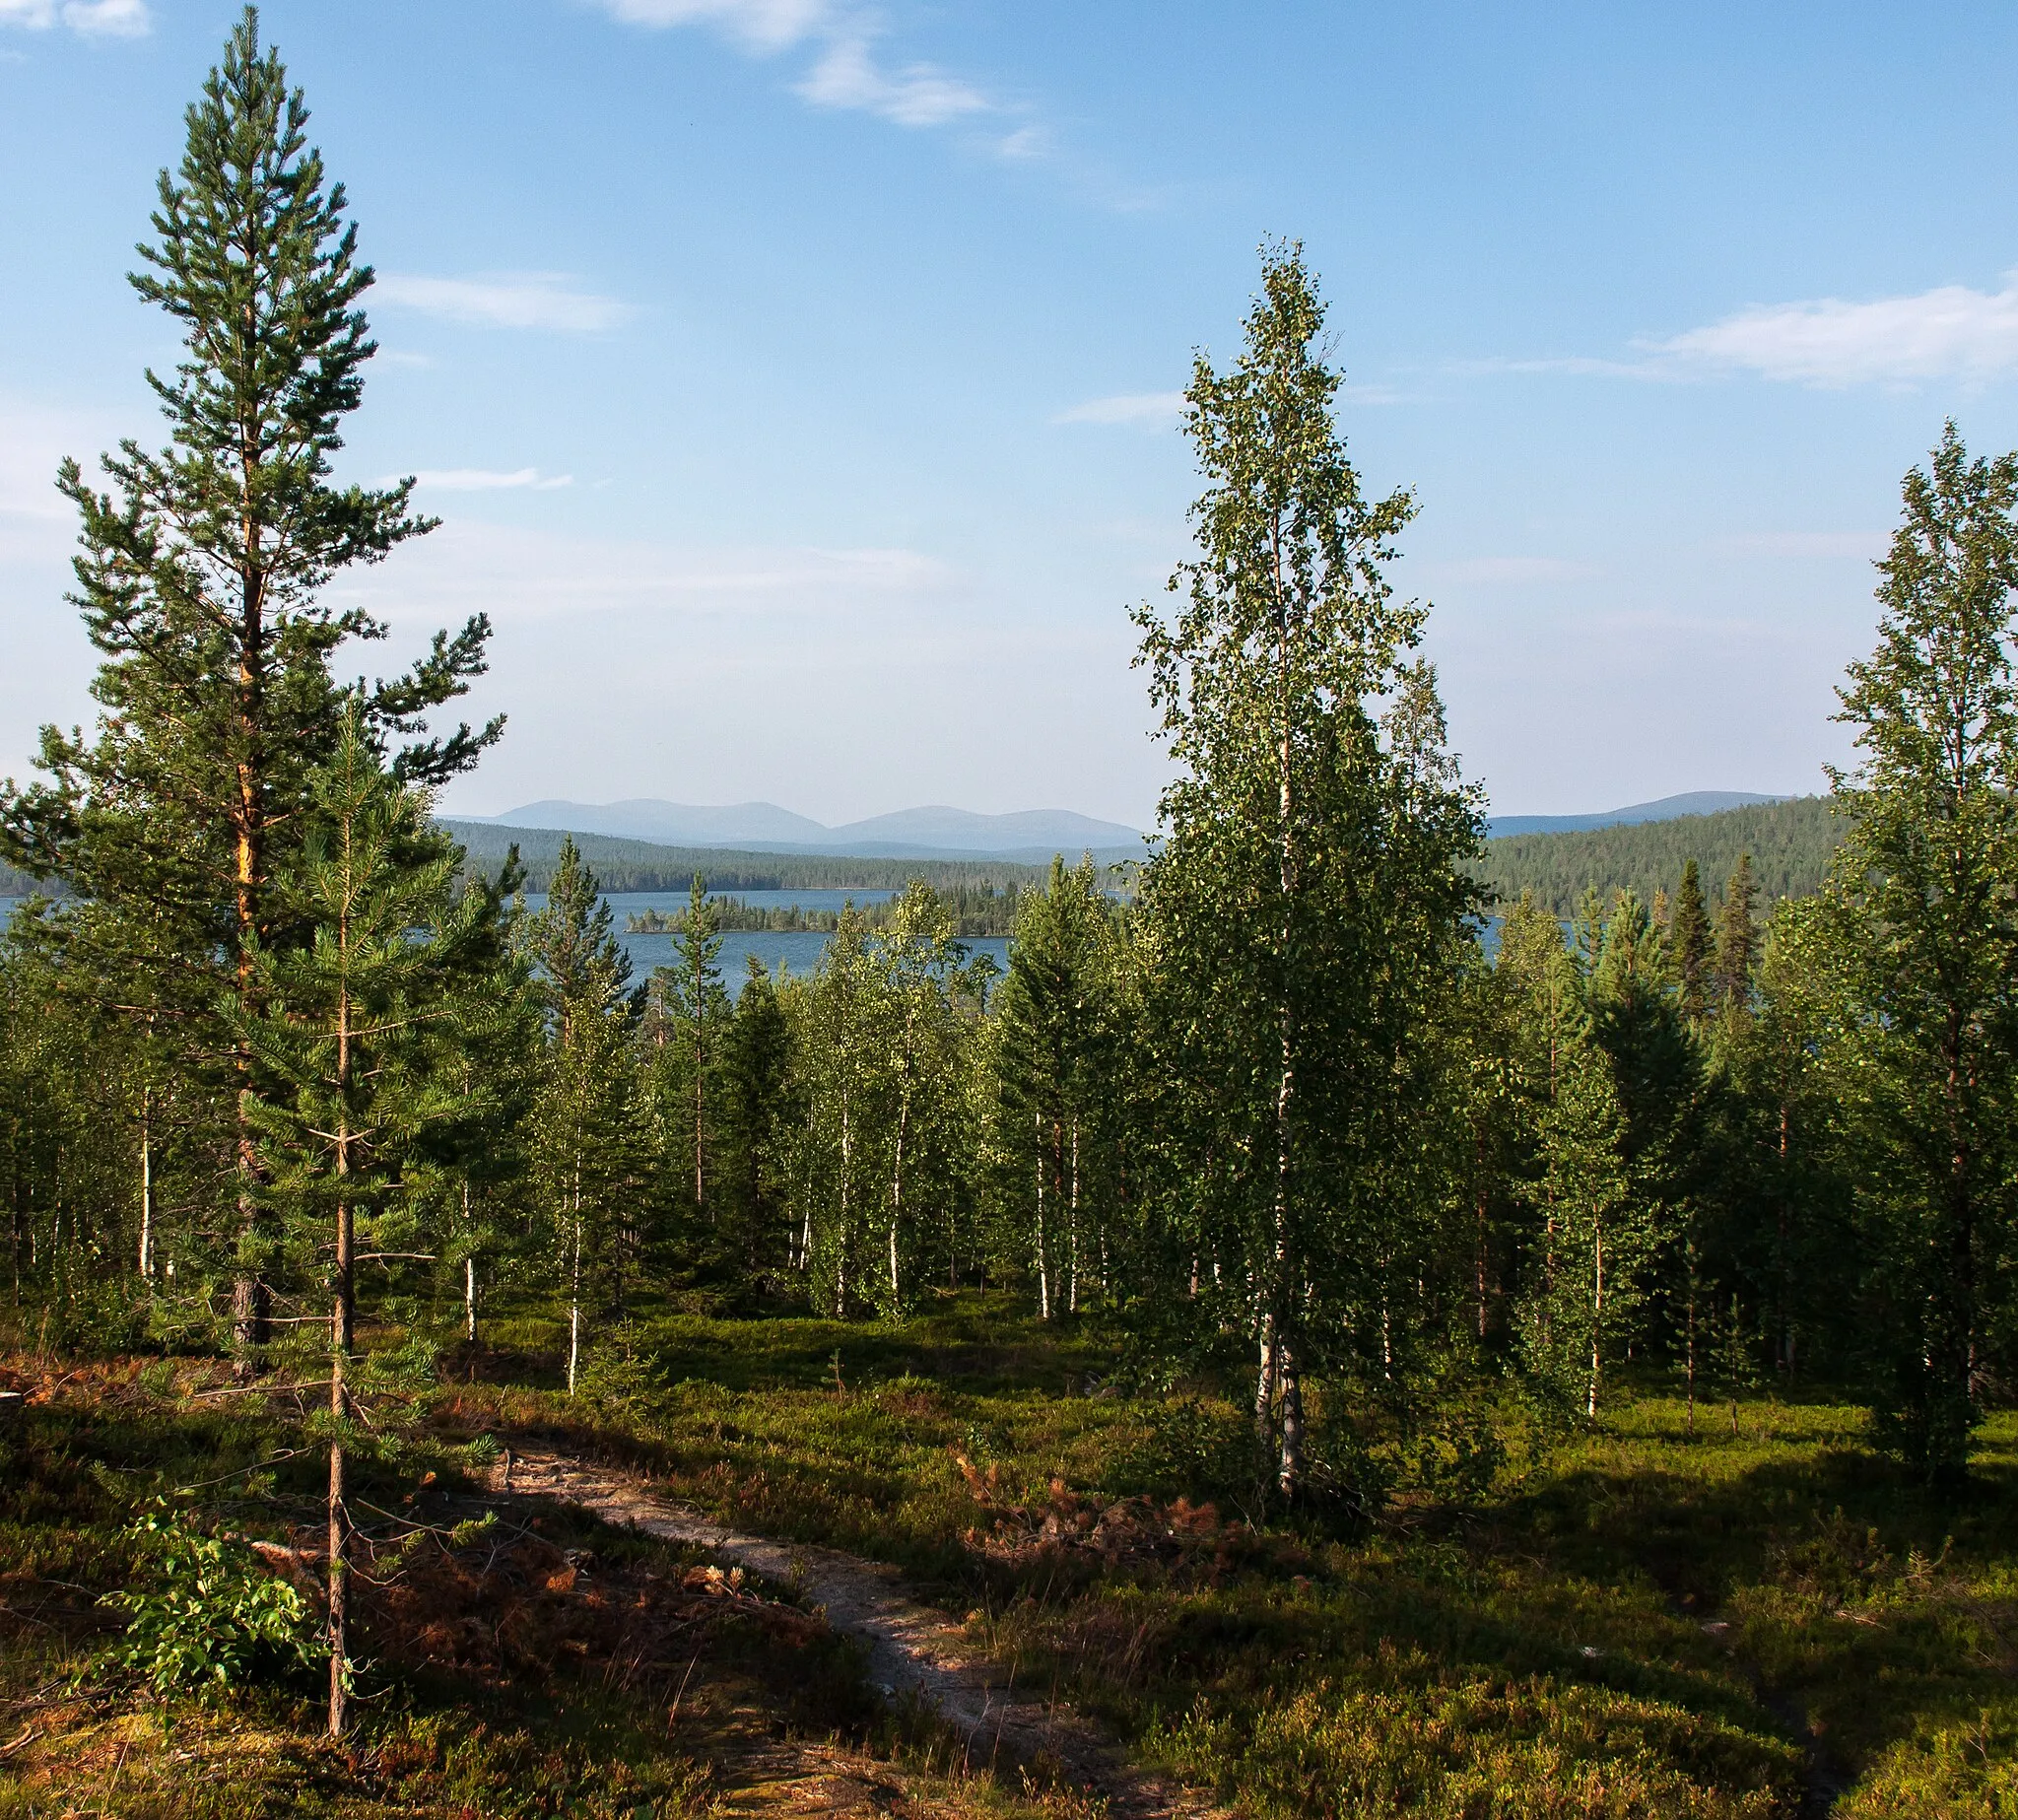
[[1475, 792, 1840, 915], [441, 820, 1124, 897], [3, 18, 2015, 1813], [627, 878, 1029, 938]]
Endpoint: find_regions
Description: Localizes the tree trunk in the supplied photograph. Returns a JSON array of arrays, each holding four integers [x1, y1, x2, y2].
[[327, 971, 355, 1738], [137, 1095, 154, 1283], [232, 551, 270, 1363], [567, 1178, 583, 1396], [462, 1180, 477, 1344], [1034, 1108, 1048, 1321], [1586, 1222, 1604, 1421], [1068, 1116, 1080, 1315]]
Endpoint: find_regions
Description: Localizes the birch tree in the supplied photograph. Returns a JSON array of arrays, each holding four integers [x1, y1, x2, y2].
[[1133, 244, 1484, 1493]]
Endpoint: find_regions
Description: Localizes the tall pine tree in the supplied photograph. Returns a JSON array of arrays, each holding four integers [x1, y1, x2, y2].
[[0, 9, 498, 1359]]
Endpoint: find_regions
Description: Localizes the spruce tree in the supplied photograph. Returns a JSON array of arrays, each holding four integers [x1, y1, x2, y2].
[[1669, 858, 1713, 1028], [718, 959, 797, 1292], [1713, 853, 1760, 1025], [0, 9, 499, 1358], [992, 857, 1124, 1318], [1822, 424, 2018, 1483]]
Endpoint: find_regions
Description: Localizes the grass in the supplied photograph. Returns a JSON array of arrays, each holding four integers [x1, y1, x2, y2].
[[0, 1350, 1081, 1818], [8, 1298, 2017, 1816], [442, 1295, 2018, 1817]]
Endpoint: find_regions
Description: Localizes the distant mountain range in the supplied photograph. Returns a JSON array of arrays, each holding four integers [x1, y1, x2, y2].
[[452, 790, 1788, 865], [1484, 791, 1784, 840], [469, 799, 1145, 862]]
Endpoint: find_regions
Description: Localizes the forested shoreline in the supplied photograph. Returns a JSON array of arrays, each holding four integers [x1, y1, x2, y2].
[[4, 16, 2018, 1802]]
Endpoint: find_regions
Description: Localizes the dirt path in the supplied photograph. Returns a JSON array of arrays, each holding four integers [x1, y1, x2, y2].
[[499, 1450, 1230, 1820]]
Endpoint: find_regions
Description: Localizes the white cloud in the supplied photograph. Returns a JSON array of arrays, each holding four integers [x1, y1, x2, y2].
[[0, 0, 149, 34], [1648, 275, 2018, 386], [407, 468, 574, 493], [796, 32, 987, 126], [590, 0, 1000, 132], [597, 0, 826, 50], [1054, 391, 1184, 428], [373, 272, 632, 333]]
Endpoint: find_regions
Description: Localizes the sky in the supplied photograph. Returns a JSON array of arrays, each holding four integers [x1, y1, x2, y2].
[[6, 2, 2018, 828]]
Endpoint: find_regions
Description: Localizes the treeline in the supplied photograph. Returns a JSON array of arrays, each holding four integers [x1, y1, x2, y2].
[[442, 819, 1129, 899], [628, 880, 1031, 938], [1477, 794, 1840, 916]]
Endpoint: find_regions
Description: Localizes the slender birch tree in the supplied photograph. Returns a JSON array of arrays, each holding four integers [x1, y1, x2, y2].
[[1133, 244, 1484, 1492]]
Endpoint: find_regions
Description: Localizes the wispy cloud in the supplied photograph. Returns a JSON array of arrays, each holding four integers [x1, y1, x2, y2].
[[1647, 276, 2018, 386], [590, 0, 1001, 134], [1474, 274, 2018, 391], [374, 272, 633, 333], [1054, 391, 1184, 428], [405, 468, 575, 493], [0, 0, 149, 34], [796, 33, 987, 126]]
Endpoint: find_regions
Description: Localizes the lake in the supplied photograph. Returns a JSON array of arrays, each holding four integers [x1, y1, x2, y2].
[[0, 892, 1008, 1001], [522, 888, 1011, 993], [0, 891, 1497, 991]]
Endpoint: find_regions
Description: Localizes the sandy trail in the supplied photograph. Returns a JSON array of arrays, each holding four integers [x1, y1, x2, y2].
[[499, 1450, 1230, 1820]]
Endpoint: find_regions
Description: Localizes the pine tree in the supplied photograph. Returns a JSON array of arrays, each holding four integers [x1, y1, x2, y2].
[[0, 9, 498, 1359], [1669, 858, 1713, 1028], [240, 705, 516, 1734]]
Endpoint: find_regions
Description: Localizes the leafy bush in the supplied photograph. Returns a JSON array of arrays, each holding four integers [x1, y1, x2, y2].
[[101, 1507, 324, 1702]]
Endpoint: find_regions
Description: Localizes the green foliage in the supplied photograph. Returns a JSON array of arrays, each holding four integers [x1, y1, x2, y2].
[[101, 1507, 323, 1703], [1820, 423, 2018, 1484], [572, 1320, 669, 1418], [1477, 796, 1841, 919], [1132, 242, 1485, 1491], [445, 818, 1128, 897]]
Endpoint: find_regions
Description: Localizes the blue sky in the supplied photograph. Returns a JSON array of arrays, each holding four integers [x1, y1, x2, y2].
[[6, 2, 2018, 828]]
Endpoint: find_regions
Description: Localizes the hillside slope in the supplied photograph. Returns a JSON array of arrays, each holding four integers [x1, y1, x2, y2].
[[1478, 794, 1842, 916]]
